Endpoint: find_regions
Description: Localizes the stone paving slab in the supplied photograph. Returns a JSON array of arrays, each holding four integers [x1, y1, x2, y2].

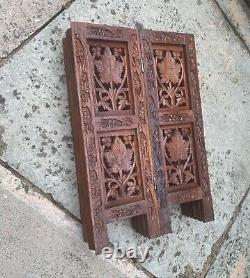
[[0, 0, 250, 276], [0, 0, 69, 58], [0, 174, 125, 278], [207, 192, 250, 277], [0, 164, 149, 278], [217, 0, 250, 49]]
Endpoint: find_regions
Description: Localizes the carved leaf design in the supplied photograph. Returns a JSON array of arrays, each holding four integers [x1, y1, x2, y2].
[[126, 180, 139, 196], [158, 52, 181, 84], [167, 130, 189, 161], [105, 137, 133, 174], [107, 182, 119, 200], [117, 93, 129, 110], [94, 47, 123, 84], [164, 128, 195, 187], [168, 172, 179, 185], [184, 170, 194, 183]]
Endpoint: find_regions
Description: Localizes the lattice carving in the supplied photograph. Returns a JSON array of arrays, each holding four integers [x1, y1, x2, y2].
[[163, 127, 196, 187], [64, 23, 214, 254], [100, 135, 140, 203], [154, 48, 187, 109], [90, 45, 131, 112]]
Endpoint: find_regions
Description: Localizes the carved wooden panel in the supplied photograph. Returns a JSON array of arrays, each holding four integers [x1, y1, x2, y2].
[[64, 23, 214, 254], [64, 23, 171, 254], [90, 42, 132, 112], [154, 45, 189, 110], [162, 125, 197, 188], [144, 30, 214, 222], [100, 133, 142, 206]]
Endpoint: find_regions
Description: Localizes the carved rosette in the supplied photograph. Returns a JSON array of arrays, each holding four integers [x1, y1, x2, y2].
[[74, 33, 105, 243]]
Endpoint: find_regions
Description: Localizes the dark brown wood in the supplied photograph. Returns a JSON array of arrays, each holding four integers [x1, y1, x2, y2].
[[64, 22, 172, 254], [135, 25, 172, 236], [63, 22, 214, 253], [145, 30, 214, 222]]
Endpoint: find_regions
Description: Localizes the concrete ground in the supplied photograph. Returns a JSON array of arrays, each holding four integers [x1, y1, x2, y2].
[[0, 0, 249, 277]]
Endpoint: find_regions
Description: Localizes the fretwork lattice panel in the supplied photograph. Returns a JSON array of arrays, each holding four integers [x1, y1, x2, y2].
[[64, 22, 214, 253]]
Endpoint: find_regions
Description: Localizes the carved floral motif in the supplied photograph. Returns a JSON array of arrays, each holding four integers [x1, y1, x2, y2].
[[163, 127, 196, 187], [90, 45, 131, 111], [160, 112, 193, 123], [87, 26, 123, 39], [134, 35, 162, 228], [100, 135, 140, 202], [99, 117, 133, 129], [141, 36, 167, 227], [154, 49, 187, 109], [152, 32, 186, 43], [74, 33, 106, 244], [107, 204, 144, 220]]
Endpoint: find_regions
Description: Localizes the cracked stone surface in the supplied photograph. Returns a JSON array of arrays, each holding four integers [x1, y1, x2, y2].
[[0, 164, 150, 278], [0, 165, 125, 278], [0, 0, 69, 58], [0, 0, 249, 276], [217, 0, 250, 49], [207, 192, 250, 277]]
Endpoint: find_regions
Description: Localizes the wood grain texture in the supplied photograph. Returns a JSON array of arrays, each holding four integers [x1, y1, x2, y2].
[[63, 22, 214, 253], [149, 30, 214, 222]]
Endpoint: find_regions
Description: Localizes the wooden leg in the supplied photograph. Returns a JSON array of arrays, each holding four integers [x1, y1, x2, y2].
[[83, 220, 109, 255], [181, 197, 214, 222], [131, 208, 172, 238]]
